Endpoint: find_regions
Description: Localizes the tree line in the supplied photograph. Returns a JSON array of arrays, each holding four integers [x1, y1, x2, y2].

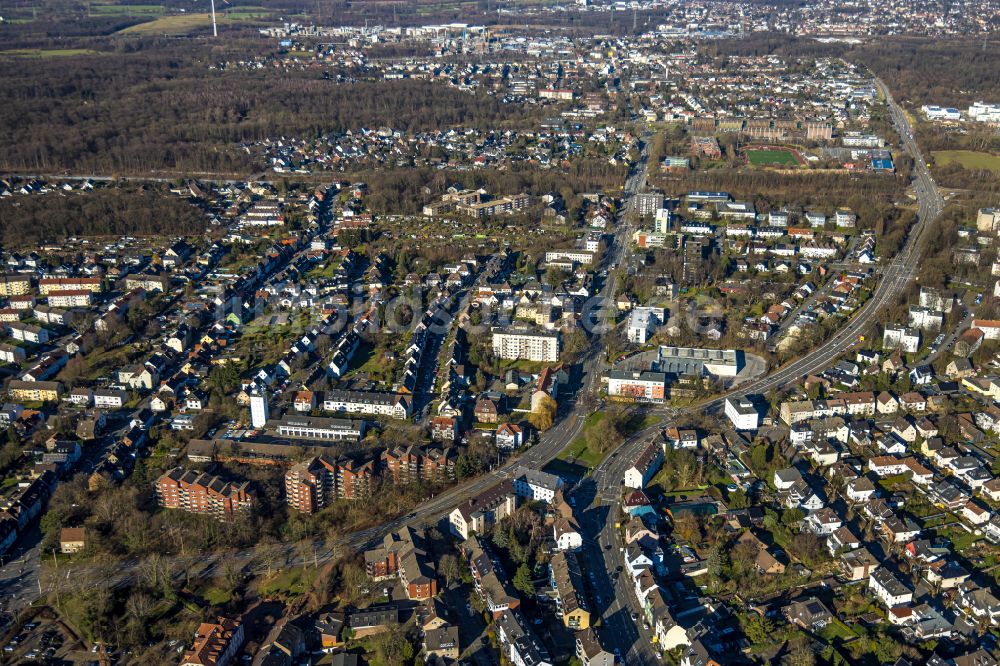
[[0, 47, 549, 175], [0, 187, 206, 246]]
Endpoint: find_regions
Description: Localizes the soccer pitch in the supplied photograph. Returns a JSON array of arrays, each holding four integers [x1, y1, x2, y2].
[[745, 149, 799, 166]]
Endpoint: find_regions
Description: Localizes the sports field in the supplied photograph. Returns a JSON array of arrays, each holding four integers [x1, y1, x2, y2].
[[933, 150, 1000, 174], [745, 148, 800, 166]]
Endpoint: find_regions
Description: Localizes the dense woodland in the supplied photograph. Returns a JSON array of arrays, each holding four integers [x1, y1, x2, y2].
[[708, 34, 1000, 108], [0, 186, 207, 245], [0, 47, 547, 175], [357, 163, 625, 215]]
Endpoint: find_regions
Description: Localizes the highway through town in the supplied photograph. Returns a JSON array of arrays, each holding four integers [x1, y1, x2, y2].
[[8, 79, 947, 666], [0, 129, 654, 612], [585, 75, 946, 664]]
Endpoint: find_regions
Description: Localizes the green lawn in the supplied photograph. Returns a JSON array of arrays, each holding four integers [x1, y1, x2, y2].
[[89, 4, 164, 15], [0, 49, 104, 58], [118, 11, 266, 35], [303, 258, 342, 279], [200, 586, 232, 606], [933, 150, 1000, 173], [937, 526, 980, 551], [745, 148, 799, 166], [556, 411, 660, 469], [258, 566, 319, 598], [817, 618, 856, 643], [557, 412, 608, 468]]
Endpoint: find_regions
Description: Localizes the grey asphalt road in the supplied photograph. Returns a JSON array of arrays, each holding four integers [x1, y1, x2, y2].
[[586, 75, 944, 664]]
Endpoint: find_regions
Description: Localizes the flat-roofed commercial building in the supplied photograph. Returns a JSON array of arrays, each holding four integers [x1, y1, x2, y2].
[[656, 346, 742, 377], [270, 415, 366, 441], [605, 370, 667, 403]]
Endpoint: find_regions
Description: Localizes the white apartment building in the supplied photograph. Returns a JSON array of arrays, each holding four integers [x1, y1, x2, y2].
[[249, 392, 269, 429], [633, 192, 664, 216], [544, 250, 596, 265], [977, 208, 1000, 233], [322, 390, 410, 419], [654, 208, 672, 233], [47, 290, 93, 308], [869, 568, 913, 608], [93, 389, 127, 410], [627, 307, 665, 344], [623, 442, 663, 489], [725, 396, 760, 430], [512, 467, 564, 503], [921, 105, 961, 121], [7, 322, 50, 344], [883, 325, 920, 353], [492, 328, 560, 362], [604, 370, 666, 403], [908, 306, 943, 331], [273, 415, 365, 441], [968, 102, 1000, 123]]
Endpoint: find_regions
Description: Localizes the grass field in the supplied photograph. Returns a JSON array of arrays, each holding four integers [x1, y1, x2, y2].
[[933, 150, 1000, 173], [89, 3, 165, 16], [557, 412, 609, 468], [745, 148, 799, 166], [556, 411, 661, 469], [0, 49, 104, 58], [118, 10, 270, 35]]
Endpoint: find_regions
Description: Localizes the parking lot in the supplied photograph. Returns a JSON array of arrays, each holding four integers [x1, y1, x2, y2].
[[0, 611, 81, 665]]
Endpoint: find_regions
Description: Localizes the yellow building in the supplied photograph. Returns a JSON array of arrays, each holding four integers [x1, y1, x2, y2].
[[551, 551, 591, 630], [38, 277, 102, 295], [0, 276, 31, 297], [8, 380, 62, 403]]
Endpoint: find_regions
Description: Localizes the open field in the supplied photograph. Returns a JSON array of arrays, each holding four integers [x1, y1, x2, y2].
[[117, 10, 271, 35], [0, 48, 104, 58], [89, 3, 165, 16], [933, 150, 1000, 173], [745, 148, 801, 166]]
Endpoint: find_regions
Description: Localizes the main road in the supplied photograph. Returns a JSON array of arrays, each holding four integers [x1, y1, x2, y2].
[[13, 131, 655, 607], [24, 78, 943, 646], [587, 76, 944, 664]]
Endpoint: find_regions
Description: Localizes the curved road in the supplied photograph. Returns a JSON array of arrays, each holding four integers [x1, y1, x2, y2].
[[587, 75, 944, 664], [20, 79, 944, 666]]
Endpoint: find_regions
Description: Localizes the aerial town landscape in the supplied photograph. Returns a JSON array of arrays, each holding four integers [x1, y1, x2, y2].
[[0, 0, 999, 665]]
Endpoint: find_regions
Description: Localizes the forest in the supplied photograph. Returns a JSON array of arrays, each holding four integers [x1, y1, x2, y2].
[[0, 46, 547, 175], [707, 35, 1000, 107], [357, 163, 625, 216], [0, 187, 206, 245]]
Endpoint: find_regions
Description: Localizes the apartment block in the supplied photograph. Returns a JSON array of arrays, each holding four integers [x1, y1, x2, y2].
[[605, 370, 667, 403], [155, 468, 254, 519], [362, 527, 438, 600], [47, 290, 93, 308], [381, 444, 457, 484], [450, 480, 518, 540], [0, 276, 31, 297], [180, 617, 244, 666], [285, 455, 374, 512], [38, 277, 102, 295], [550, 551, 591, 629], [492, 327, 560, 362], [322, 389, 410, 419], [271, 415, 366, 441]]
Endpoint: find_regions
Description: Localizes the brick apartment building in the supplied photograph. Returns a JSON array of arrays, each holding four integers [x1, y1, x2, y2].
[[380, 444, 457, 484], [180, 616, 244, 666], [284, 455, 374, 513], [363, 527, 438, 600], [155, 468, 254, 519]]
